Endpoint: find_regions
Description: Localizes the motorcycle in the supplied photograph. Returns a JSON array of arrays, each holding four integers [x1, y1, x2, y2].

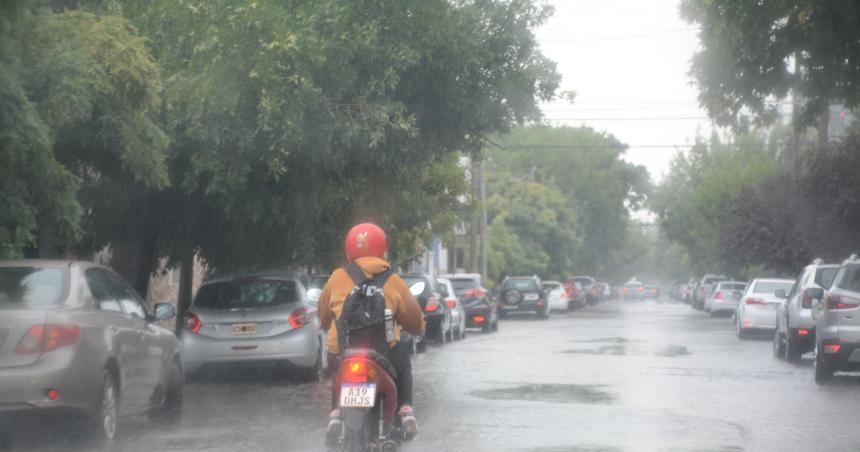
[[326, 282, 425, 452]]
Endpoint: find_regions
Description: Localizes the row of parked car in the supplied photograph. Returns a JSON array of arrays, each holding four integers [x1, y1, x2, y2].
[[666, 254, 860, 383], [491, 274, 614, 317], [0, 260, 505, 442]]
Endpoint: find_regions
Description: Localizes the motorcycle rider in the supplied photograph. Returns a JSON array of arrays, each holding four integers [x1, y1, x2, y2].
[[318, 223, 425, 441]]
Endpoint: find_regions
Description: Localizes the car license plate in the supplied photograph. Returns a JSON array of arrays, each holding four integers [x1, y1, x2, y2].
[[340, 383, 376, 408], [231, 323, 257, 335]]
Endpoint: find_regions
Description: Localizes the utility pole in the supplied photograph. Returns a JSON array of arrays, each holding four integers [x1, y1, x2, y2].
[[467, 158, 479, 273], [480, 158, 488, 282]]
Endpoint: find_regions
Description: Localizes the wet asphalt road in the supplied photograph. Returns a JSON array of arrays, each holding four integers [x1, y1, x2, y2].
[[5, 296, 860, 451]]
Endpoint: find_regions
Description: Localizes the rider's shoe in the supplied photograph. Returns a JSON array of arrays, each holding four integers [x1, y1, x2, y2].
[[325, 408, 342, 444], [398, 405, 417, 440]]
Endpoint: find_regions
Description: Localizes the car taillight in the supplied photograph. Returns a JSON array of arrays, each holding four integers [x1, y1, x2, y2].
[[802, 290, 813, 308], [714, 291, 723, 300], [623, 288, 629, 293], [185, 312, 202, 333], [288, 306, 315, 329], [15, 325, 80, 354], [473, 315, 486, 323], [826, 294, 860, 310], [425, 295, 440, 312], [639, 287, 645, 292], [745, 298, 765, 305], [446, 299, 457, 309], [464, 289, 486, 297]]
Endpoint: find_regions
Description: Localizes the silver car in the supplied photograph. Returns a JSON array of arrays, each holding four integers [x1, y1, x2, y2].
[[181, 273, 324, 380], [813, 254, 860, 382], [437, 278, 467, 340], [704, 281, 747, 315], [0, 260, 182, 441], [775, 259, 839, 362]]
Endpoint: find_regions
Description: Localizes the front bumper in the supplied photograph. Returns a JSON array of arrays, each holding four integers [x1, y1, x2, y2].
[[182, 324, 320, 372]]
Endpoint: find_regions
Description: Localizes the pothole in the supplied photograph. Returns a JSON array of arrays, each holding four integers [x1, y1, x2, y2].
[[471, 384, 614, 404]]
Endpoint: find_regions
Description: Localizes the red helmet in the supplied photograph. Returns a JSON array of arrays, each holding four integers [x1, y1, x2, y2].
[[344, 223, 388, 261]]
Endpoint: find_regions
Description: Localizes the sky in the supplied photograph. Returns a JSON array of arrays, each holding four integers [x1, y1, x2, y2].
[[535, 0, 710, 183]]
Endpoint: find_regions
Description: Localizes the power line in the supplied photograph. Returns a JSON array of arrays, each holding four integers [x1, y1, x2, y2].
[[544, 116, 711, 121]]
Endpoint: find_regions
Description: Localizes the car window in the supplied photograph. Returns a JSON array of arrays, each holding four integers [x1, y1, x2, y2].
[[836, 265, 860, 292], [543, 283, 561, 291], [85, 268, 123, 313], [787, 269, 805, 299], [503, 279, 538, 291], [0, 267, 67, 306], [195, 279, 300, 309], [753, 281, 793, 294], [450, 278, 480, 291], [815, 267, 838, 289], [104, 271, 148, 318]]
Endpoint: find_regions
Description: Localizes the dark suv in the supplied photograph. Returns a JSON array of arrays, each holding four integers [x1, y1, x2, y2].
[[498, 276, 548, 319], [569, 276, 598, 305]]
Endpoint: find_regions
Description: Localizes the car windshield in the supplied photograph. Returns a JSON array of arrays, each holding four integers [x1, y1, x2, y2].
[[837, 265, 860, 292], [504, 279, 538, 291], [0, 267, 66, 306], [816, 267, 839, 289], [194, 279, 300, 309], [753, 281, 793, 294], [450, 278, 480, 291]]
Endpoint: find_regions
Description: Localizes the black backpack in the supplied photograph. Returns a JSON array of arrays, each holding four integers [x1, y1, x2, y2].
[[336, 262, 392, 354]]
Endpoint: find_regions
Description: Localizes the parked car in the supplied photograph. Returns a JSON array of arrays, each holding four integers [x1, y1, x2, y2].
[[440, 273, 498, 333], [681, 277, 698, 303], [542, 280, 570, 313], [622, 281, 644, 300], [694, 274, 727, 309], [0, 260, 182, 441], [182, 273, 325, 380], [402, 274, 453, 346], [775, 259, 839, 361], [597, 282, 612, 300], [569, 276, 599, 305], [437, 277, 466, 340], [704, 281, 747, 315], [562, 280, 586, 309], [498, 276, 548, 318], [643, 285, 660, 299], [735, 278, 794, 339], [812, 254, 860, 382]]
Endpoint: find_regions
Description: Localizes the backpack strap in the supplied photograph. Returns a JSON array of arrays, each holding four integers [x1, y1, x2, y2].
[[372, 270, 393, 288], [342, 262, 367, 285]]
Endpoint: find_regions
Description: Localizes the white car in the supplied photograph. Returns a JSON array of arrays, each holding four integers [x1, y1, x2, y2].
[[437, 278, 467, 340], [775, 260, 839, 361], [734, 278, 794, 338], [542, 280, 569, 312], [705, 281, 747, 315]]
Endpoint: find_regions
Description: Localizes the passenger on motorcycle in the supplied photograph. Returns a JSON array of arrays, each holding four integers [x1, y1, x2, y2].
[[318, 223, 425, 441]]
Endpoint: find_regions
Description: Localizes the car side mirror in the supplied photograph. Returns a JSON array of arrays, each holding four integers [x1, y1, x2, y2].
[[307, 288, 322, 303], [775, 289, 787, 299], [153, 303, 176, 321], [806, 287, 825, 301]]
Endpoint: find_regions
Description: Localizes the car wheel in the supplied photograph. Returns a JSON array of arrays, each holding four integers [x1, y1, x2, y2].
[[772, 329, 785, 358], [151, 360, 183, 424], [537, 308, 548, 319], [491, 318, 499, 332], [92, 369, 120, 442], [814, 345, 835, 383], [481, 319, 491, 333], [785, 334, 802, 362], [497, 309, 507, 319], [736, 317, 748, 340], [302, 346, 324, 382]]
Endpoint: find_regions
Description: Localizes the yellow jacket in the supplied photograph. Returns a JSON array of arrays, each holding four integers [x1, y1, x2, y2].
[[318, 256, 425, 354]]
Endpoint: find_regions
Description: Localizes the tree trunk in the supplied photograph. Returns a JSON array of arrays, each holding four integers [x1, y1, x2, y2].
[[468, 158, 479, 273], [817, 107, 830, 151], [175, 251, 194, 334]]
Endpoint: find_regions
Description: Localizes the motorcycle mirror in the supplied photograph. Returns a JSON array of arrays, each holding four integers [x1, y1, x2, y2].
[[409, 282, 426, 296], [307, 288, 322, 303]]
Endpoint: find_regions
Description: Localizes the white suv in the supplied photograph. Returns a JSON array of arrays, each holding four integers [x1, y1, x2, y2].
[[813, 254, 860, 382], [774, 259, 838, 362]]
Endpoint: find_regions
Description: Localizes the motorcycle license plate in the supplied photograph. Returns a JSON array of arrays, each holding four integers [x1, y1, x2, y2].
[[340, 383, 376, 408]]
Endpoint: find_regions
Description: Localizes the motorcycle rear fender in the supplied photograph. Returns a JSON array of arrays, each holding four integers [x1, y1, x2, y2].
[[335, 356, 399, 428]]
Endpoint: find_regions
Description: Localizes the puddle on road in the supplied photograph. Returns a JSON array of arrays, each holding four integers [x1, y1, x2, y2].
[[563, 345, 626, 355], [570, 337, 641, 344], [471, 384, 614, 404], [654, 345, 691, 357]]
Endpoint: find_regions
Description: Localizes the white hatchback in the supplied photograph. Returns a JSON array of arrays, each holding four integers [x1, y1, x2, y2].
[[734, 278, 794, 337]]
